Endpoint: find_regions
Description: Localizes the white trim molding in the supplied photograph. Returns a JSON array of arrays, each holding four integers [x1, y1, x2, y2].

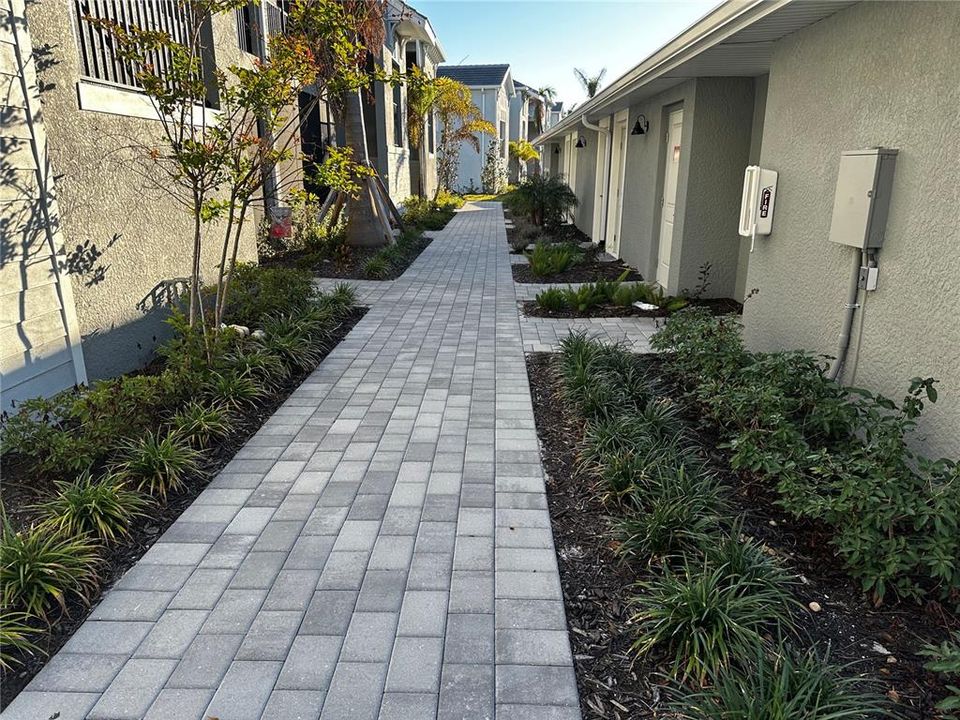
[[77, 81, 217, 126]]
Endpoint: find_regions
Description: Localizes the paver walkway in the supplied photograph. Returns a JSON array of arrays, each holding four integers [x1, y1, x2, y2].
[[319, 279, 657, 354], [4, 203, 582, 720]]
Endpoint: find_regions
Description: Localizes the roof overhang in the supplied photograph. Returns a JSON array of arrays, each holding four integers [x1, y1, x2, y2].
[[534, 0, 856, 144], [387, 0, 447, 63]]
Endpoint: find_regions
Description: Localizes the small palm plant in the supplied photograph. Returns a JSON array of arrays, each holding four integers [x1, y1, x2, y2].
[[574, 67, 607, 98]]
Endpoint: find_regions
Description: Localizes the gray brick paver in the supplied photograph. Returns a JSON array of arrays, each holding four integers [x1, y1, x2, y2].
[[7, 203, 580, 720]]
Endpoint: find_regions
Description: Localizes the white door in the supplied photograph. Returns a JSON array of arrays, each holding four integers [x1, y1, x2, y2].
[[657, 108, 683, 287], [605, 116, 629, 256]]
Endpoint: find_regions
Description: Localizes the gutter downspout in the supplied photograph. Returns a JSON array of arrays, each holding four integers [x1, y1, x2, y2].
[[826, 249, 866, 381], [581, 116, 612, 244]]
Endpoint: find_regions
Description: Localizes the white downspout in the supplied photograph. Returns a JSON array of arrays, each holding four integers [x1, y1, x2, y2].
[[581, 116, 612, 244]]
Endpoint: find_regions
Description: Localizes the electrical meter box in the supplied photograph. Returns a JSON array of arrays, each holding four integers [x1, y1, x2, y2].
[[828, 148, 898, 249]]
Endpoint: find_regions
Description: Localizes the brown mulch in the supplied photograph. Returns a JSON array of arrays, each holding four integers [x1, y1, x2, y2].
[[522, 297, 743, 319], [0, 308, 367, 709], [526, 351, 955, 720], [262, 235, 432, 280]]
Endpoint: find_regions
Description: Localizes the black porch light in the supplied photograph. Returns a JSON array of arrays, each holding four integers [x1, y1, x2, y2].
[[575, 135, 586, 149], [553, 146, 560, 154], [631, 114, 649, 135]]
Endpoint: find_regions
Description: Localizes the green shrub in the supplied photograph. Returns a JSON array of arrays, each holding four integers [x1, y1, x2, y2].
[[596, 442, 702, 503], [615, 492, 719, 564], [172, 401, 232, 448], [630, 559, 799, 683], [0, 519, 100, 618], [204, 370, 264, 411], [36, 471, 150, 542], [535, 288, 567, 311], [703, 525, 797, 596], [111, 430, 201, 500], [363, 256, 390, 279], [260, 310, 331, 373], [579, 408, 682, 466], [318, 283, 357, 319], [613, 282, 689, 312], [511, 175, 579, 228], [561, 284, 599, 312], [651, 307, 747, 384], [673, 645, 888, 719], [223, 263, 316, 327], [1, 373, 180, 476], [653, 310, 960, 602], [558, 333, 652, 419], [0, 612, 41, 670], [526, 242, 581, 278], [225, 346, 286, 385], [920, 631, 960, 712], [402, 195, 458, 230]]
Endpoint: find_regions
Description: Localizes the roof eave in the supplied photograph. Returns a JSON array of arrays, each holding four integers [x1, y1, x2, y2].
[[533, 0, 791, 144]]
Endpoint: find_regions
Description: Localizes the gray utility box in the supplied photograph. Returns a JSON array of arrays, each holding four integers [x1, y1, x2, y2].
[[828, 148, 898, 249]]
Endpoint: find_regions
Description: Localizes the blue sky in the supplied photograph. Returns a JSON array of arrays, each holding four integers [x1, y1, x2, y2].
[[417, 0, 719, 107]]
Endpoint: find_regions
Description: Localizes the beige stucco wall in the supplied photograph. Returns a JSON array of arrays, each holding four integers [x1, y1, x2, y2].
[[679, 77, 754, 298], [616, 82, 694, 282], [610, 77, 752, 297], [25, 3, 259, 380], [743, 0, 960, 458], [572, 128, 598, 238]]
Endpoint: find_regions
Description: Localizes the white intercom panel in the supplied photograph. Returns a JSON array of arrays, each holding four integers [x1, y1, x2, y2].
[[739, 166, 778, 249]]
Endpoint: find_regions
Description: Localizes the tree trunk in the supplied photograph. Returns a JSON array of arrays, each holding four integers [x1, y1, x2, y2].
[[342, 90, 387, 248]]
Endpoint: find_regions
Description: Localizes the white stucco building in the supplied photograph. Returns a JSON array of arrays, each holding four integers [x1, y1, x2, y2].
[[435, 64, 515, 193]]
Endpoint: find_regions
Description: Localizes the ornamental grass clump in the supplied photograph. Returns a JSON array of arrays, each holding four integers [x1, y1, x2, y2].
[[0, 519, 100, 619], [672, 645, 888, 719], [171, 401, 232, 448], [0, 612, 41, 670], [111, 429, 201, 501], [35, 471, 150, 542], [630, 558, 800, 683]]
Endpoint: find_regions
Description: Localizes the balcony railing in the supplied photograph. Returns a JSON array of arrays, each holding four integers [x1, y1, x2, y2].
[[235, 1, 287, 58], [73, 0, 201, 93]]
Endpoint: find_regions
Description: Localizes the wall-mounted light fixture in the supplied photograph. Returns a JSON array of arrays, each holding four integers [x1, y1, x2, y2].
[[575, 135, 586, 149], [553, 146, 560, 155], [631, 114, 649, 136]]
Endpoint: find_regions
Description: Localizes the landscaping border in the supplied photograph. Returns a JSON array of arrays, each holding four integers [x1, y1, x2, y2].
[[0, 307, 367, 708], [526, 350, 954, 719]]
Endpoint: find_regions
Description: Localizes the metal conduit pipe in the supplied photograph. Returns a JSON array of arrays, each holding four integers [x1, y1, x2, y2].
[[826, 249, 866, 381], [581, 116, 612, 243]]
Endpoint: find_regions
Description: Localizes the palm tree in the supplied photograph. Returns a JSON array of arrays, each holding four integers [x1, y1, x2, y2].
[[535, 85, 557, 132], [574, 68, 607, 99], [537, 85, 558, 106], [338, 1, 393, 248]]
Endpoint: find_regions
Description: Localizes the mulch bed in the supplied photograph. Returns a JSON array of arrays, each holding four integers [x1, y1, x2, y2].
[[522, 297, 742, 319], [512, 258, 643, 285], [262, 235, 432, 281], [0, 308, 367, 709], [526, 351, 955, 720]]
